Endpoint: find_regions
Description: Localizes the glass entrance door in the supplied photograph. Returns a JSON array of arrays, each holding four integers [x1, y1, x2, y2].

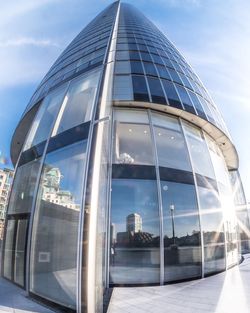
[[3, 215, 29, 287]]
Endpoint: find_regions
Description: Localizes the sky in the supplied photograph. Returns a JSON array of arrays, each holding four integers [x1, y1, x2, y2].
[[0, 0, 249, 200]]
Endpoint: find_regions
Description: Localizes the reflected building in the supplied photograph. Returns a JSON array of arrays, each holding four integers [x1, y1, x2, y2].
[[126, 213, 142, 233], [0, 168, 14, 240], [1, 2, 250, 313]]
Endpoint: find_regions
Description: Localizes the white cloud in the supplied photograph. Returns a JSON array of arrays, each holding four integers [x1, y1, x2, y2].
[[0, 37, 59, 48]]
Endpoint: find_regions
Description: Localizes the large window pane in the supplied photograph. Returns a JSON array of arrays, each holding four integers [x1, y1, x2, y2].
[[8, 159, 41, 214], [152, 113, 191, 171], [14, 219, 28, 286], [113, 110, 154, 165], [161, 180, 201, 282], [53, 69, 101, 135], [24, 86, 67, 150], [113, 75, 133, 100], [110, 179, 160, 284], [205, 135, 229, 187], [183, 122, 216, 179], [197, 186, 226, 275], [147, 77, 166, 104], [3, 220, 15, 280], [161, 80, 182, 109], [132, 75, 149, 102], [176, 85, 196, 114], [30, 141, 87, 309]]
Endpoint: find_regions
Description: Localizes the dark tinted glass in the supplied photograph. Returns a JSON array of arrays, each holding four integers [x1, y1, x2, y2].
[[188, 91, 207, 119], [156, 65, 171, 80], [132, 75, 149, 101], [161, 80, 182, 109], [140, 52, 152, 62], [147, 77, 166, 104], [143, 62, 157, 77], [176, 85, 196, 114], [130, 61, 144, 74]]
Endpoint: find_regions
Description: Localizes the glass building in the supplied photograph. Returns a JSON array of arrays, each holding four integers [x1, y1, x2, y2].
[[1, 2, 250, 313]]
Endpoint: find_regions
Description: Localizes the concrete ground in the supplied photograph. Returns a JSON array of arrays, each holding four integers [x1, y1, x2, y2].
[[0, 255, 249, 312], [108, 254, 250, 313]]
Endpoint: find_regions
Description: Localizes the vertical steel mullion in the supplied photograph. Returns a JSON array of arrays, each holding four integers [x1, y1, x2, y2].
[[105, 111, 115, 288], [148, 110, 164, 285], [179, 119, 205, 278], [77, 63, 108, 313], [82, 3, 121, 313]]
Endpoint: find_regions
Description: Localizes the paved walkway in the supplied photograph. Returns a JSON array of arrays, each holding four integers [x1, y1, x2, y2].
[[0, 256, 250, 312], [0, 278, 53, 313], [108, 255, 250, 313]]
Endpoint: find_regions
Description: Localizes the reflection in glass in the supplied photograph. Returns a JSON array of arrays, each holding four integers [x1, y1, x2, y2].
[[161, 180, 201, 282], [8, 159, 41, 214], [53, 69, 101, 135], [183, 122, 216, 179], [30, 141, 87, 309], [113, 75, 133, 101], [152, 113, 191, 171], [24, 86, 67, 150], [110, 179, 160, 284], [3, 220, 15, 280], [14, 219, 28, 286], [197, 186, 226, 275], [113, 111, 154, 165]]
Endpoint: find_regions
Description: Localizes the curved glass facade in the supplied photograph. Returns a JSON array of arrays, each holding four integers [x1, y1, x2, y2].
[[2, 2, 250, 313]]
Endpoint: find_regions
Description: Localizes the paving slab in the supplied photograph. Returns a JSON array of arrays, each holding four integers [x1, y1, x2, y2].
[[108, 254, 250, 313], [0, 256, 250, 312]]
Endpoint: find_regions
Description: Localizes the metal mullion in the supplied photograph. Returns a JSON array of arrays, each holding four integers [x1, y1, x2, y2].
[[106, 111, 115, 288], [148, 109, 164, 285], [179, 118, 205, 278], [81, 3, 121, 312]]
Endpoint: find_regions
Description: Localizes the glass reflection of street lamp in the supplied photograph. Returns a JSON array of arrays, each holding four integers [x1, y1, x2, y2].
[[170, 204, 175, 245]]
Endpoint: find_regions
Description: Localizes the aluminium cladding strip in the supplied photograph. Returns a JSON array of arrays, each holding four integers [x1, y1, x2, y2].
[[86, 2, 121, 313]]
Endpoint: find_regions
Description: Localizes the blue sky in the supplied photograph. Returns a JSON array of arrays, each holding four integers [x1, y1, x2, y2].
[[0, 0, 249, 200]]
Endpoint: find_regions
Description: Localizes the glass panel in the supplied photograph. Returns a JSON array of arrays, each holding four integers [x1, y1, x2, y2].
[[53, 69, 101, 135], [218, 182, 238, 267], [113, 75, 133, 101], [113, 121, 154, 165], [130, 61, 144, 74], [176, 85, 196, 114], [8, 159, 41, 214], [205, 135, 229, 187], [3, 220, 15, 280], [30, 141, 87, 309], [143, 62, 157, 77], [132, 75, 149, 102], [168, 68, 183, 84], [152, 113, 192, 171], [110, 179, 160, 284], [183, 122, 216, 179], [115, 61, 131, 74], [156, 65, 171, 80], [188, 91, 206, 118], [14, 219, 28, 286], [161, 181, 201, 282], [161, 80, 182, 109], [24, 86, 67, 150], [197, 186, 226, 275], [147, 77, 166, 104]]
